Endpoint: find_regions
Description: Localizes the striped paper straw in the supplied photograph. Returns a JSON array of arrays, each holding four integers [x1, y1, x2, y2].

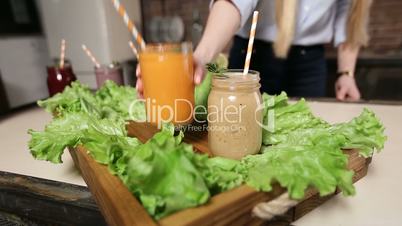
[[59, 39, 66, 69], [81, 44, 101, 68], [243, 11, 259, 76], [111, 0, 146, 50], [128, 41, 139, 59]]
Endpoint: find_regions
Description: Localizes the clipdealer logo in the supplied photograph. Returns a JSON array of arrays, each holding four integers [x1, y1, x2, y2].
[[128, 97, 275, 132]]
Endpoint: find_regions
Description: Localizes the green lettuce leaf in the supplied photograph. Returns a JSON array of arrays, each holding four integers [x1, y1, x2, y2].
[[38, 81, 101, 117], [95, 80, 146, 121], [125, 126, 210, 219], [261, 93, 386, 158], [82, 128, 141, 176], [261, 92, 329, 145], [28, 113, 126, 164], [37, 80, 146, 121], [242, 133, 355, 199], [194, 71, 212, 121], [253, 93, 387, 199], [331, 108, 387, 157], [193, 155, 244, 195]]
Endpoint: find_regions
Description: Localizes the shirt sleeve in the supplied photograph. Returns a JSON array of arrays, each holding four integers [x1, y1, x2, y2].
[[334, 0, 351, 47], [210, 0, 259, 28]]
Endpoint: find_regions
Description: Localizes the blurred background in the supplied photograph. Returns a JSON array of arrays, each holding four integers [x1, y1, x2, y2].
[[0, 0, 401, 115]]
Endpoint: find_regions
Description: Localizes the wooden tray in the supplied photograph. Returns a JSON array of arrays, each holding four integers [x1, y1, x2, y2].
[[69, 122, 371, 226]]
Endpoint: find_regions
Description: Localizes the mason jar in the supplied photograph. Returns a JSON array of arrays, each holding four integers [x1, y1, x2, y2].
[[46, 59, 77, 96], [95, 63, 124, 89], [208, 70, 263, 160]]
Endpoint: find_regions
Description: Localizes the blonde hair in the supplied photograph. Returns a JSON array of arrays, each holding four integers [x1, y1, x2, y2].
[[346, 0, 373, 47], [274, 0, 298, 58], [274, 0, 373, 58]]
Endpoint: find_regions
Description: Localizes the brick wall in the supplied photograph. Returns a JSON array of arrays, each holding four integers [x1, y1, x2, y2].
[[368, 0, 402, 54], [141, 0, 402, 54], [141, 0, 209, 43]]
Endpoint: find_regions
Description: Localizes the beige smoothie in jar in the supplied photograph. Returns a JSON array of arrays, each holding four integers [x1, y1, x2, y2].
[[208, 70, 263, 160]]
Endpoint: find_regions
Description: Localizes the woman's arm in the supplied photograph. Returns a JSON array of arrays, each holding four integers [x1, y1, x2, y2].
[[335, 43, 361, 101], [193, 0, 241, 84], [333, 0, 361, 101]]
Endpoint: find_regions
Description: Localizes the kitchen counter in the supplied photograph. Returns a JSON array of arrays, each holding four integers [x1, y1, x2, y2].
[[0, 107, 85, 186], [0, 101, 401, 226]]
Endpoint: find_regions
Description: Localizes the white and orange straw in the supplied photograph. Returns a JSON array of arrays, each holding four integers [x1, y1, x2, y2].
[[243, 11, 259, 76], [128, 41, 139, 59], [81, 44, 101, 68], [59, 39, 66, 69], [111, 0, 146, 50]]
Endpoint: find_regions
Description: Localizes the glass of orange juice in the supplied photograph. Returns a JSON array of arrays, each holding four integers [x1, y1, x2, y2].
[[139, 42, 194, 126]]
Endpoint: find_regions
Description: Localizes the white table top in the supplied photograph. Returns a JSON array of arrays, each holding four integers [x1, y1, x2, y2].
[[0, 107, 86, 186], [1, 102, 401, 226]]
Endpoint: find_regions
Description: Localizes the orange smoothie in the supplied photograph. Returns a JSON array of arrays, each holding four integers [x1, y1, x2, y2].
[[139, 43, 194, 126]]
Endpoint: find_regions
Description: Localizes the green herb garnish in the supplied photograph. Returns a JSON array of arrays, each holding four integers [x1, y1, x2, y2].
[[206, 63, 227, 77]]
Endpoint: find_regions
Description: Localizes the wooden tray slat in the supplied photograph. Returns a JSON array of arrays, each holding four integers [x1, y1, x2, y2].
[[70, 147, 157, 226]]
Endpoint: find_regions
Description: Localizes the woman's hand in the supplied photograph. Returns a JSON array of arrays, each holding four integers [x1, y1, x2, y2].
[[193, 50, 209, 85], [135, 65, 144, 98], [336, 43, 360, 101], [335, 75, 361, 101]]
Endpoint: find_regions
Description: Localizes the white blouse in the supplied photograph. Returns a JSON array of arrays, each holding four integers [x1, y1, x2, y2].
[[228, 0, 350, 46]]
